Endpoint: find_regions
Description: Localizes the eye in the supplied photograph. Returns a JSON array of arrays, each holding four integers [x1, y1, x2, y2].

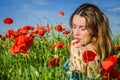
[[72, 25, 77, 29], [80, 26, 86, 31], [81, 28, 86, 31]]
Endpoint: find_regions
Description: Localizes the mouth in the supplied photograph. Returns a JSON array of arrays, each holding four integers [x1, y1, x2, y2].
[[75, 37, 81, 42]]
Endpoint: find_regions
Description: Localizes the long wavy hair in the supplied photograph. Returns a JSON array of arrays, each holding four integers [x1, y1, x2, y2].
[[69, 3, 114, 61]]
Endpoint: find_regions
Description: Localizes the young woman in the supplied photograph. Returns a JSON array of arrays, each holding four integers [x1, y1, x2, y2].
[[63, 3, 114, 80]]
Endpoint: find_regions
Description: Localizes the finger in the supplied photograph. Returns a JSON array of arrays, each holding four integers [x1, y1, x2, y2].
[[71, 39, 80, 45], [71, 45, 79, 54]]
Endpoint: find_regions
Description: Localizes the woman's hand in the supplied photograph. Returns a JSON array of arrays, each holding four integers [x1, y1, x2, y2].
[[70, 38, 81, 71], [71, 38, 80, 54]]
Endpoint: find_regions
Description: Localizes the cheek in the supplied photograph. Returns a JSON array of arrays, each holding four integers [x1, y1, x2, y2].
[[85, 35, 92, 43], [81, 32, 92, 42]]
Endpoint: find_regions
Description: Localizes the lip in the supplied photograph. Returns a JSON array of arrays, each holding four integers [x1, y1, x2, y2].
[[75, 37, 81, 40], [75, 37, 81, 42]]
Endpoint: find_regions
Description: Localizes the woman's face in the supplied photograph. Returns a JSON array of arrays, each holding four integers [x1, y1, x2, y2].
[[72, 15, 92, 46]]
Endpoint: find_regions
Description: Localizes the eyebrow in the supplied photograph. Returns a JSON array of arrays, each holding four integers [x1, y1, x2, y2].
[[72, 23, 86, 28]]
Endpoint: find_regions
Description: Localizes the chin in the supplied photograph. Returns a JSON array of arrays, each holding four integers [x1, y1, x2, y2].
[[79, 42, 87, 46], [79, 43, 85, 46]]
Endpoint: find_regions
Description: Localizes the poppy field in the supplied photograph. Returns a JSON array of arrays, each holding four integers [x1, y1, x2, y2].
[[0, 12, 120, 80]]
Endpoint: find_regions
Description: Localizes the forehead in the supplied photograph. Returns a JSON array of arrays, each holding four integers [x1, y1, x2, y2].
[[72, 15, 86, 26]]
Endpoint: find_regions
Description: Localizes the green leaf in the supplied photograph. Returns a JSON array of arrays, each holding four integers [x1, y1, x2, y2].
[[77, 50, 80, 56]]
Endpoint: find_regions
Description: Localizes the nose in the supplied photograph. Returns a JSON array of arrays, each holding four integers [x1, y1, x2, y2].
[[75, 29, 80, 36]]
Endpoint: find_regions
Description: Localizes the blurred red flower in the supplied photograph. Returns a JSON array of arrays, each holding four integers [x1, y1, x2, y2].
[[52, 43, 57, 48], [114, 45, 120, 51], [82, 50, 96, 63], [15, 25, 34, 36], [48, 57, 60, 67], [62, 30, 70, 35], [67, 45, 71, 50], [103, 55, 117, 71], [0, 34, 2, 39], [48, 60, 54, 67], [38, 29, 46, 36], [52, 41, 64, 48], [55, 25, 63, 32], [0, 34, 6, 40], [22, 25, 34, 30], [58, 11, 64, 16], [52, 58, 60, 66], [101, 68, 120, 80], [5, 29, 14, 38], [36, 26, 47, 36], [30, 32, 36, 37], [10, 35, 34, 54], [36, 26, 47, 30], [99, 55, 120, 79], [17, 28, 29, 35], [56, 42, 64, 48], [3, 17, 13, 24]]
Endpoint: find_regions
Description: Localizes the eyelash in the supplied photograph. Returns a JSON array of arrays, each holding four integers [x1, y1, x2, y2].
[[72, 26, 77, 29], [81, 28, 86, 31], [72, 26, 86, 31]]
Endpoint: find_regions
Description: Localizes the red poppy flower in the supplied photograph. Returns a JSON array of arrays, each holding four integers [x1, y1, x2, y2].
[[0, 34, 2, 38], [82, 50, 96, 63], [105, 55, 118, 66], [36, 26, 47, 30], [100, 67, 120, 80], [99, 55, 120, 79], [30, 32, 36, 37], [56, 42, 64, 48], [5, 29, 14, 38], [3, 17, 13, 24], [114, 45, 120, 51], [52, 42, 64, 48], [55, 25, 63, 32], [62, 30, 70, 35], [58, 11, 64, 16], [10, 35, 34, 54], [38, 29, 46, 36], [17, 28, 29, 35], [101, 55, 118, 72], [48, 60, 54, 67], [52, 43, 57, 48], [67, 45, 71, 50], [0, 34, 6, 40], [52, 58, 60, 66], [48, 57, 60, 67], [10, 45, 21, 54], [22, 25, 34, 30]]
